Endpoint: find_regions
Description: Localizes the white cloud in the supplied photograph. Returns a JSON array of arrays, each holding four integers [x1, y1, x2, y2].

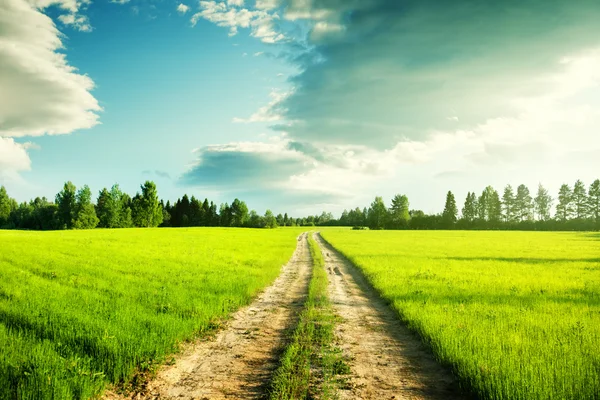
[[0, 0, 101, 138], [110, 0, 130, 4], [25, 0, 92, 31], [233, 90, 290, 123], [227, 0, 244, 7], [0, 137, 32, 182], [177, 3, 189, 14], [190, 0, 284, 43], [255, 0, 279, 10], [57, 12, 91, 31]]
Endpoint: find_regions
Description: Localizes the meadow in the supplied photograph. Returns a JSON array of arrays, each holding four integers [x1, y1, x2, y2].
[[0, 228, 301, 399], [321, 230, 600, 400]]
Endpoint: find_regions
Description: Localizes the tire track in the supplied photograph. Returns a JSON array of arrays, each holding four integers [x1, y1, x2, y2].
[[106, 233, 312, 400], [314, 233, 463, 400]]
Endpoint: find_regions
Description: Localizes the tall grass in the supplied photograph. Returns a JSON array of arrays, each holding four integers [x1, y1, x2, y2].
[[321, 230, 600, 400], [269, 234, 348, 400], [0, 228, 302, 399]]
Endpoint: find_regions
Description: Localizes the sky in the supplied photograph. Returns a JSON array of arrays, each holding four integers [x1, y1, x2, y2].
[[1, 0, 600, 216]]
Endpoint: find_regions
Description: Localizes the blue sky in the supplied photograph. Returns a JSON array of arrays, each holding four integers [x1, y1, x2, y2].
[[2, 0, 600, 216]]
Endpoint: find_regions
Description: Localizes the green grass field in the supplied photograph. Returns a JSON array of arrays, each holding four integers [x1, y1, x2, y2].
[[0, 228, 301, 399], [321, 230, 600, 400]]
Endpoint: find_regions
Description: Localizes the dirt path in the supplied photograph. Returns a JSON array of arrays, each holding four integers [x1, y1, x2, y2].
[[107, 233, 312, 400], [314, 233, 463, 400]]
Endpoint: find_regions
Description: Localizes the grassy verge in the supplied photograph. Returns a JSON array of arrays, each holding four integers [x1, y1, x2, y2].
[[269, 233, 349, 400]]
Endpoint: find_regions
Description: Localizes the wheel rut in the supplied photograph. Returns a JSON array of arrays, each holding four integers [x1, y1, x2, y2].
[[314, 233, 463, 400], [106, 232, 312, 400]]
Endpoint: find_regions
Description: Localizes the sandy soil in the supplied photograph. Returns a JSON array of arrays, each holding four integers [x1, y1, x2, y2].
[[105, 233, 312, 400], [314, 233, 463, 400]]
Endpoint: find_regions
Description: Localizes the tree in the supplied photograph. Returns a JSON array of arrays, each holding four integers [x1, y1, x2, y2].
[[132, 181, 163, 227], [477, 189, 488, 221], [201, 198, 211, 226], [556, 184, 573, 222], [442, 191, 458, 228], [56, 181, 77, 229], [461, 192, 478, 223], [96, 184, 131, 228], [389, 194, 410, 229], [72, 185, 99, 229], [230, 198, 249, 227], [515, 184, 533, 221], [0, 186, 12, 227], [189, 196, 203, 226], [96, 188, 112, 228], [368, 196, 388, 230], [502, 185, 516, 223], [572, 180, 589, 220], [219, 203, 232, 227], [533, 184, 552, 221], [264, 209, 277, 229], [588, 179, 600, 225], [486, 187, 502, 225]]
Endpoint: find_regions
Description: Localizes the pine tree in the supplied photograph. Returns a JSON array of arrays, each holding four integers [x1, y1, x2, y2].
[[56, 181, 77, 229], [486, 187, 502, 224], [533, 184, 552, 221], [502, 185, 516, 223], [556, 184, 573, 222], [515, 184, 533, 221], [477, 190, 488, 221], [461, 192, 477, 222], [442, 191, 458, 228], [572, 180, 589, 219], [389, 194, 410, 228]]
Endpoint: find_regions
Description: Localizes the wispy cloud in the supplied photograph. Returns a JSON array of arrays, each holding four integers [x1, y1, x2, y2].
[[232, 90, 289, 123]]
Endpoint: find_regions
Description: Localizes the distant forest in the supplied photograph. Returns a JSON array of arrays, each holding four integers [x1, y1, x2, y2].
[[0, 179, 599, 231]]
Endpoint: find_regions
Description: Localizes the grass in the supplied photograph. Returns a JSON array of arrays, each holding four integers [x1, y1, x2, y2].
[[321, 230, 600, 400], [269, 233, 348, 400], [0, 227, 302, 400]]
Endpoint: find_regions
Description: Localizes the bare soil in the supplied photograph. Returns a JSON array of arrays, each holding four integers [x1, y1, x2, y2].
[[314, 233, 463, 400], [105, 233, 312, 400]]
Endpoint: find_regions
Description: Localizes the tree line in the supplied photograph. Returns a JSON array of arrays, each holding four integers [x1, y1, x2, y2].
[[0, 181, 315, 230], [327, 179, 600, 231], [1, 179, 598, 231]]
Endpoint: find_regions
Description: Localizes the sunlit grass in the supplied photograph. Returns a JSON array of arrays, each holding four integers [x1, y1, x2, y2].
[[0, 228, 302, 399], [321, 230, 600, 400], [269, 233, 348, 400]]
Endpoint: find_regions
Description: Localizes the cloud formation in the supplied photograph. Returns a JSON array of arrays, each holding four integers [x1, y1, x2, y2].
[[190, 1, 284, 43], [183, 0, 600, 211], [0, 138, 31, 182], [177, 3, 189, 14], [0, 0, 100, 138], [0, 0, 100, 179], [277, 0, 600, 148]]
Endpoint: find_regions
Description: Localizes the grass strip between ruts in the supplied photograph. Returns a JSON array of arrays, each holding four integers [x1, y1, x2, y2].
[[269, 233, 349, 400]]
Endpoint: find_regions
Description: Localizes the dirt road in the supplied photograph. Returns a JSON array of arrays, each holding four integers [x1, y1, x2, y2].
[[107, 232, 464, 400], [107, 233, 312, 400], [314, 233, 462, 400]]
